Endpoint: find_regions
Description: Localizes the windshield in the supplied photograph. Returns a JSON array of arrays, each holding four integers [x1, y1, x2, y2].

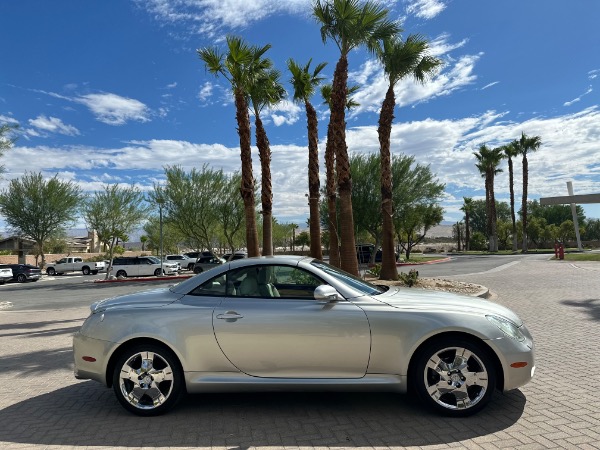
[[310, 260, 386, 295], [147, 256, 161, 264]]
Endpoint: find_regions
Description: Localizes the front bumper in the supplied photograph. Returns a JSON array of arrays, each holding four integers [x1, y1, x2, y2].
[[73, 331, 115, 386], [486, 329, 535, 391]]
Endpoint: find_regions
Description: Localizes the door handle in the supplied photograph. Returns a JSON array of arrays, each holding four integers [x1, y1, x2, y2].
[[216, 311, 244, 320]]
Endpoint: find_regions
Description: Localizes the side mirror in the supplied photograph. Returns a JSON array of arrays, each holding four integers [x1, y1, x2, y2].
[[314, 285, 344, 302]]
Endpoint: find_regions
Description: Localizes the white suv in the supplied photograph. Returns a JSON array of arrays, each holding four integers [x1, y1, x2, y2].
[[165, 254, 195, 271], [110, 256, 178, 278]]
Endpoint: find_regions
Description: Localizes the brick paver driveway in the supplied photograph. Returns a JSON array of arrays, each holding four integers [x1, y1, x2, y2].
[[0, 256, 599, 449]]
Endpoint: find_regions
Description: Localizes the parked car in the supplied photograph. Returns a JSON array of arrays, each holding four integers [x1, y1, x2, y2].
[[0, 265, 13, 284], [184, 251, 215, 261], [165, 255, 195, 271], [356, 244, 397, 263], [45, 257, 106, 275], [8, 264, 42, 283], [193, 255, 226, 274], [74, 255, 534, 417], [225, 251, 247, 261], [110, 256, 178, 278]]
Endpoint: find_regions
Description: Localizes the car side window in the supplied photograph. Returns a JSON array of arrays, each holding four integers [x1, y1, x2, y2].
[[271, 266, 324, 299], [227, 265, 324, 299], [189, 274, 230, 297]]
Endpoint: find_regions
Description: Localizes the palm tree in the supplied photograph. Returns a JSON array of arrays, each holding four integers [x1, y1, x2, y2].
[[198, 36, 271, 257], [461, 197, 473, 251], [474, 144, 504, 252], [140, 235, 148, 252], [376, 34, 441, 280], [321, 83, 360, 267], [288, 58, 328, 260], [517, 132, 542, 253], [313, 0, 399, 275], [247, 68, 286, 256], [501, 140, 520, 251]]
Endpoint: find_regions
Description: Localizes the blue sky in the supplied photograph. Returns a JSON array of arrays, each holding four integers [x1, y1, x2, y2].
[[1, 0, 600, 230]]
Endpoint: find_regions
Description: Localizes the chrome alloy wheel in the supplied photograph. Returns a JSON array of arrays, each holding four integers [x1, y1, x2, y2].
[[118, 351, 174, 410], [423, 346, 489, 411]]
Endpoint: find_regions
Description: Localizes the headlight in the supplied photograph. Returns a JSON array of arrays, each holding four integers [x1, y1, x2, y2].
[[486, 315, 526, 342]]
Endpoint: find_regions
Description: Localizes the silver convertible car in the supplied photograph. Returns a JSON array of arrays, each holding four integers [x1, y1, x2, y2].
[[73, 256, 534, 417]]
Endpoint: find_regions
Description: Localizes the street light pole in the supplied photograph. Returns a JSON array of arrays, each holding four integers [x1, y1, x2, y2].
[[159, 201, 164, 276]]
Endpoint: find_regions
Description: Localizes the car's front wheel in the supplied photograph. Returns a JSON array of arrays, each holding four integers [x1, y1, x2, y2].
[[193, 267, 203, 274], [112, 344, 184, 416], [413, 338, 496, 417], [154, 268, 163, 276]]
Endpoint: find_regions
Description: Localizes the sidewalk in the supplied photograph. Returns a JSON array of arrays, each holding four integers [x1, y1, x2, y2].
[[0, 258, 599, 449]]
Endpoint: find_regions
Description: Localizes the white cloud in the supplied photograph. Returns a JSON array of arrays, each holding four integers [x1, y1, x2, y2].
[[4, 107, 600, 224], [0, 115, 19, 125], [267, 100, 302, 126], [137, 0, 309, 38], [348, 35, 480, 116], [588, 69, 599, 80], [75, 93, 151, 125], [481, 81, 499, 90], [564, 87, 593, 107], [406, 0, 446, 19], [166, 82, 178, 89], [198, 81, 213, 102], [28, 115, 80, 136]]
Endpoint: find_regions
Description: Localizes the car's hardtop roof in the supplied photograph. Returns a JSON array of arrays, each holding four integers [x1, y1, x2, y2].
[[228, 255, 312, 268]]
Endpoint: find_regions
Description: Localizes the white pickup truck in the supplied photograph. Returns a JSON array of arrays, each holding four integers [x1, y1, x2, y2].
[[45, 257, 106, 276]]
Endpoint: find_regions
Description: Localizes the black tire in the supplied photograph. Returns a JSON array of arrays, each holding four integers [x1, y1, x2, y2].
[[412, 338, 496, 417], [91, 270, 98, 275], [16, 274, 27, 283], [154, 268, 163, 276], [187, 263, 195, 271], [116, 270, 127, 278], [46, 268, 56, 276], [193, 266, 202, 274], [82, 266, 91, 275], [112, 344, 184, 416]]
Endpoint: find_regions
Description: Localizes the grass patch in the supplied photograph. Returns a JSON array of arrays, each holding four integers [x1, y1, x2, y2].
[[403, 255, 445, 263], [557, 253, 600, 261]]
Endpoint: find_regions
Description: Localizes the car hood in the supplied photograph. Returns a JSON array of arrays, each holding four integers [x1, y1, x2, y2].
[[374, 286, 522, 325], [91, 288, 183, 312]]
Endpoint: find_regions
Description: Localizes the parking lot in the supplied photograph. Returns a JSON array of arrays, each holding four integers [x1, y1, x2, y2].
[[1, 256, 599, 449]]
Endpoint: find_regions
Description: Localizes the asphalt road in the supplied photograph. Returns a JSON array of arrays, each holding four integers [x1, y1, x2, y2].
[[1, 254, 552, 312]]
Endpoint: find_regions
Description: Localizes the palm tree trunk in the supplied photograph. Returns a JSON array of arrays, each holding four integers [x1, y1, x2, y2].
[[235, 90, 260, 257], [305, 101, 323, 260], [331, 54, 358, 275], [465, 213, 470, 251], [508, 157, 517, 251], [485, 173, 492, 251], [521, 154, 529, 252], [255, 114, 273, 256], [377, 85, 398, 280], [325, 120, 340, 267], [489, 171, 498, 252]]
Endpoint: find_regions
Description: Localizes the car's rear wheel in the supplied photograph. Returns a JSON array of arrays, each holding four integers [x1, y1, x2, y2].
[[16, 274, 27, 283], [112, 344, 184, 416], [116, 270, 127, 278], [413, 338, 496, 417], [187, 263, 195, 271], [46, 268, 56, 276], [82, 267, 91, 275]]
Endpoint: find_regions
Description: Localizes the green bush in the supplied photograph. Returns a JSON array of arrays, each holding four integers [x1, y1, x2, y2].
[[367, 263, 381, 277], [398, 268, 419, 287]]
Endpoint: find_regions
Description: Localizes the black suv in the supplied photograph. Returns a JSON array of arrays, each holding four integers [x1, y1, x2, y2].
[[8, 264, 42, 283], [356, 244, 398, 264]]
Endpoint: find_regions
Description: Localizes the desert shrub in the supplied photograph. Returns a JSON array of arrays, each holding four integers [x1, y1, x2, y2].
[[398, 269, 419, 287]]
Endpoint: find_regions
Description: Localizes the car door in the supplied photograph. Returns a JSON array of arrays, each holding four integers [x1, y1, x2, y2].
[[212, 264, 371, 378]]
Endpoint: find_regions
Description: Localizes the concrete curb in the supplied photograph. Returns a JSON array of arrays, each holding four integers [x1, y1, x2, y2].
[[93, 274, 193, 283], [397, 257, 451, 266]]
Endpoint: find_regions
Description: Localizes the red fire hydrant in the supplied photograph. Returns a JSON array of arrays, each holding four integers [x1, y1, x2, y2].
[[558, 243, 565, 260]]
